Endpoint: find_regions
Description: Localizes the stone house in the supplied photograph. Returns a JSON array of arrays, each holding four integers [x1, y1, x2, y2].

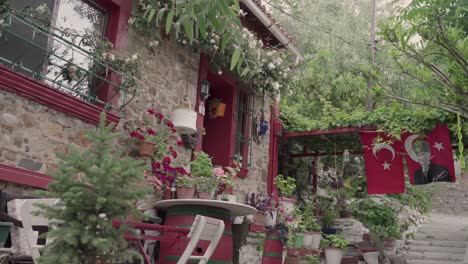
[[0, 0, 301, 198]]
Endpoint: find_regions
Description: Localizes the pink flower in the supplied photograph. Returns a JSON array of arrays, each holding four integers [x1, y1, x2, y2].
[[213, 167, 225, 177], [163, 156, 171, 165], [156, 113, 164, 120]]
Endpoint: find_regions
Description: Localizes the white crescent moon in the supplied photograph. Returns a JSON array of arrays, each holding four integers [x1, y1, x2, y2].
[[372, 143, 396, 161], [404, 134, 419, 162]]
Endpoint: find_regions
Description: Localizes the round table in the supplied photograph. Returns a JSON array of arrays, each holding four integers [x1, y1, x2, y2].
[[155, 199, 256, 264]]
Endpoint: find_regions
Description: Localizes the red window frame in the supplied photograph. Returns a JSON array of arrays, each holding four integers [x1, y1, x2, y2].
[[0, 0, 132, 125]]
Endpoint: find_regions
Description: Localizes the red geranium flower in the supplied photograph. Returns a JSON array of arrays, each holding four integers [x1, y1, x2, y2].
[[163, 156, 171, 165], [147, 128, 156, 135], [147, 109, 155, 115], [171, 150, 178, 159], [156, 113, 164, 121], [171, 128, 177, 133], [177, 140, 183, 146], [166, 121, 174, 128], [152, 162, 161, 169]]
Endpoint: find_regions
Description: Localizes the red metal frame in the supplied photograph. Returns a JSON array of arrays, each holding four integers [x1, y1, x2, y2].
[[0, 0, 131, 125], [267, 104, 281, 195], [281, 126, 376, 138], [0, 164, 52, 189]]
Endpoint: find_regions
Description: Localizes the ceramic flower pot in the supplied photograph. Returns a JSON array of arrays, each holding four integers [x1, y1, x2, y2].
[[361, 249, 380, 264], [265, 211, 277, 227], [198, 191, 212, 199], [325, 248, 344, 264], [293, 232, 305, 248], [303, 231, 321, 250], [254, 212, 266, 226], [138, 142, 155, 157], [176, 187, 195, 199], [172, 108, 197, 134], [279, 197, 296, 214], [0, 222, 12, 247]]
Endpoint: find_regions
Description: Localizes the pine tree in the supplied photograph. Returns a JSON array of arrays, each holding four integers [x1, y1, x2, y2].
[[35, 112, 149, 264]]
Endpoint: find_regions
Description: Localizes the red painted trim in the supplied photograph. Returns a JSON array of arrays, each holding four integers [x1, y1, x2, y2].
[[0, 164, 52, 189], [282, 126, 377, 138], [267, 104, 281, 195], [0, 65, 119, 125], [195, 53, 211, 152]]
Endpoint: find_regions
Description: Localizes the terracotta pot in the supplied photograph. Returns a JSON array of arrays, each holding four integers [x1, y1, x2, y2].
[[254, 212, 266, 226], [303, 231, 321, 250], [325, 248, 344, 264], [284, 255, 300, 264], [138, 142, 155, 157], [164, 188, 172, 200], [198, 191, 212, 199], [176, 187, 195, 199]]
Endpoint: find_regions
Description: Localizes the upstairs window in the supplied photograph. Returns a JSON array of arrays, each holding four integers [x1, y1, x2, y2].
[[0, 0, 133, 110]]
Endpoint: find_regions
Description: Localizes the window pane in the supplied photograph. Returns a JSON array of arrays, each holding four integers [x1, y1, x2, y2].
[[0, 0, 108, 100]]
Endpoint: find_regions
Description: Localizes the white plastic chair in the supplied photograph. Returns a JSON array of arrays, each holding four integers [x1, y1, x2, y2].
[[18, 199, 59, 264], [177, 215, 225, 264]]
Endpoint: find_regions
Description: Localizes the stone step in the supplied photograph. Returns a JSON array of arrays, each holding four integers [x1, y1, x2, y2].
[[401, 244, 466, 254], [407, 260, 462, 264], [406, 239, 467, 248], [403, 250, 465, 261], [418, 225, 468, 233], [413, 232, 468, 241]]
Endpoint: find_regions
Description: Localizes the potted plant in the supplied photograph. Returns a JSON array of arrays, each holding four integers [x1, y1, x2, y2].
[[215, 166, 238, 202], [124, 109, 181, 158], [292, 218, 305, 249], [274, 174, 297, 214], [244, 192, 275, 226], [323, 234, 349, 264], [300, 254, 319, 264], [322, 208, 338, 235], [301, 205, 322, 250], [190, 151, 214, 199], [176, 174, 195, 199], [284, 249, 300, 264]]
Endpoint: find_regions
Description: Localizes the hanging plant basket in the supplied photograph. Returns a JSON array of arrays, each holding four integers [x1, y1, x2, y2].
[[172, 97, 197, 134], [209, 101, 226, 118], [138, 142, 155, 157]]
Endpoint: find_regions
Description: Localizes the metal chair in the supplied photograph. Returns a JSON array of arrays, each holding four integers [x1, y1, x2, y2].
[[18, 199, 59, 264], [177, 215, 225, 264]]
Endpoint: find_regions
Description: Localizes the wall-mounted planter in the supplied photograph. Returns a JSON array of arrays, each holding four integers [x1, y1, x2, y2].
[[293, 232, 305, 248], [279, 197, 296, 215], [325, 248, 344, 264], [360, 249, 380, 264], [303, 231, 321, 250], [0, 222, 12, 247], [172, 108, 197, 134]]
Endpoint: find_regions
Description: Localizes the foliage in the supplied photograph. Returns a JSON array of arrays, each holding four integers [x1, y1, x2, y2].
[[322, 208, 338, 229], [301, 204, 321, 232], [130, 0, 295, 98], [351, 199, 401, 240], [195, 176, 217, 193], [323, 234, 349, 249], [389, 184, 432, 215], [35, 112, 148, 264], [274, 174, 297, 197], [300, 254, 320, 264], [255, 232, 266, 252], [176, 174, 194, 188], [190, 151, 213, 178], [379, 0, 468, 120], [245, 192, 277, 216]]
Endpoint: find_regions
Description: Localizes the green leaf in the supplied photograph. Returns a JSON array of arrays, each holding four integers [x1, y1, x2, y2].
[[165, 10, 175, 34], [147, 8, 156, 23], [230, 49, 241, 71], [182, 20, 194, 41], [241, 68, 250, 77]]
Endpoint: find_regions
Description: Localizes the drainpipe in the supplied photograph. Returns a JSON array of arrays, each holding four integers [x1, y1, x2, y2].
[[240, 0, 303, 64]]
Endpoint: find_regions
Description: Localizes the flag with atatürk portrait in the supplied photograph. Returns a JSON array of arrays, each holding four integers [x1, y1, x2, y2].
[[402, 124, 456, 185], [360, 132, 405, 194]]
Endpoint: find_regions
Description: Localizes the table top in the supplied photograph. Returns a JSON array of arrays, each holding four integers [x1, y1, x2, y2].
[[154, 199, 257, 216]]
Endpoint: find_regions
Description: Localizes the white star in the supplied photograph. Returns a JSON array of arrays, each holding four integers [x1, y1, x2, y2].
[[434, 142, 444, 151], [382, 162, 391, 170]]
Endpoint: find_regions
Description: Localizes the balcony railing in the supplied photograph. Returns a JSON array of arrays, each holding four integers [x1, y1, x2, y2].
[[0, 8, 137, 111]]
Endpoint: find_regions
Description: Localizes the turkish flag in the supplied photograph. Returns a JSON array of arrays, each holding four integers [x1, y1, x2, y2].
[[360, 132, 405, 194], [402, 124, 456, 185]]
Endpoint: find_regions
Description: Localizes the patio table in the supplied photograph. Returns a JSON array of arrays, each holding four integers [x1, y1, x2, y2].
[[154, 199, 256, 264]]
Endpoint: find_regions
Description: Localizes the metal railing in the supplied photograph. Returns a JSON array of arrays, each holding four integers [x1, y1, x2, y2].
[[0, 8, 136, 111]]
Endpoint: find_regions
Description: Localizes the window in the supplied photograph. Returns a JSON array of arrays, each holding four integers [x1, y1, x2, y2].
[[0, 0, 132, 111], [234, 91, 253, 168]]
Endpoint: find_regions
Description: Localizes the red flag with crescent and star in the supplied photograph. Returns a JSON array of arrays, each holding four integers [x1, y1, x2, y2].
[[402, 124, 456, 185], [360, 132, 405, 194]]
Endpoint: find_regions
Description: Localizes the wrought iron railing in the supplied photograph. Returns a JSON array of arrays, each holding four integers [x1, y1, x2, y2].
[[0, 8, 136, 111]]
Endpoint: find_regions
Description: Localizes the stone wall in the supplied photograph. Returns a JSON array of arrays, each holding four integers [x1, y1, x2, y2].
[[430, 172, 468, 216]]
